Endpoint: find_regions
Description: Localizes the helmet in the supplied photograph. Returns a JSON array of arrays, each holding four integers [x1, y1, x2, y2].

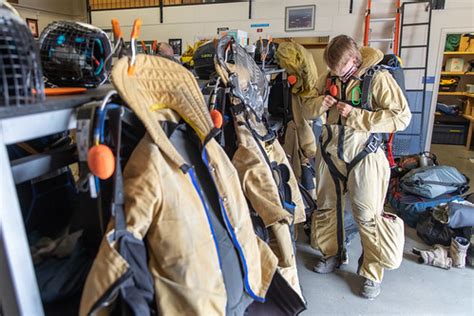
[[0, 4, 44, 107], [193, 40, 216, 80], [39, 21, 112, 88]]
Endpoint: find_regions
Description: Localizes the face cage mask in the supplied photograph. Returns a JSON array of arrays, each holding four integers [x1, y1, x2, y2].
[[216, 36, 275, 142]]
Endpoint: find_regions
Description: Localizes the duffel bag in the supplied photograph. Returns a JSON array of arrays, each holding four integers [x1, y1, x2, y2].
[[400, 166, 469, 199]]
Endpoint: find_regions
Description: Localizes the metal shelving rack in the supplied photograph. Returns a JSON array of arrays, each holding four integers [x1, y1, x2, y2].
[[0, 87, 111, 316]]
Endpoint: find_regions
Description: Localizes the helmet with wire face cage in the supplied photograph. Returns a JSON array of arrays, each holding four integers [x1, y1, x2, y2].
[[0, 4, 45, 107], [39, 21, 112, 88]]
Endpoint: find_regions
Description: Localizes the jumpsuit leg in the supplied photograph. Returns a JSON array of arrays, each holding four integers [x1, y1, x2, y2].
[[313, 154, 346, 258], [347, 149, 390, 283]]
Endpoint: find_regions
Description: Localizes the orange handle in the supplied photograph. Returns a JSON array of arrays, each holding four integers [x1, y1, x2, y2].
[[152, 40, 157, 52], [131, 19, 142, 40], [111, 19, 122, 40], [140, 41, 148, 54]]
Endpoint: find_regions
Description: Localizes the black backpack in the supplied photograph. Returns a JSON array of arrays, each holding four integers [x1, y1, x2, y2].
[[359, 54, 407, 111]]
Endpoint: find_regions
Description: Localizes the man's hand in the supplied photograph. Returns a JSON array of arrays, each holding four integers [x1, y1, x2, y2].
[[322, 95, 337, 112], [336, 101, 353, 118]]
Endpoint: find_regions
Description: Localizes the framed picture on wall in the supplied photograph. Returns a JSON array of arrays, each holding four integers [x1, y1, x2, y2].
[[26, 18, 39, 38], [285, 5, 316, 32], [168, 38, 182, 56]]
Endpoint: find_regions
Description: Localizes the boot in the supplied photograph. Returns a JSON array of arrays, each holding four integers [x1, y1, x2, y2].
[[412, 245, 452, 269], [361, 278, 381, 300], [313, 255, 339, 274], [450, 236, 469, 268]]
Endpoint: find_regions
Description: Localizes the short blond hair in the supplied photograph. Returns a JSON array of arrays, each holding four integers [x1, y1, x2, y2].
[[324, 35, 361, 71]]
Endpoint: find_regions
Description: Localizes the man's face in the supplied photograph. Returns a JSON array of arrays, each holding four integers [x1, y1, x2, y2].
[[333, 56, 358, 83]]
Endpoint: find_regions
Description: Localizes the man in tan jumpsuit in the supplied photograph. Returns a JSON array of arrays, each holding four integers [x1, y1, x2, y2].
[[301, 35, 411, 299]]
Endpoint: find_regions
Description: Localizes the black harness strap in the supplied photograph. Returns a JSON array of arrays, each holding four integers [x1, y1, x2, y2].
[[360, 66, 379, 111], [346, 133, 382, 175], [109, 107, 126, 234], [319, 126, 347, 265]]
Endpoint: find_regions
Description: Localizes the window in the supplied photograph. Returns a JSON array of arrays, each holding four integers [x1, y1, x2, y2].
[[89, 0, 247, 11]]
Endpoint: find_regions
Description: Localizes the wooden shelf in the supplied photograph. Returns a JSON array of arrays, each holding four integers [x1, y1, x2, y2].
[[438, 92, 474, 97], [441, 72, 474, 75], [444, 51, 474, 55]]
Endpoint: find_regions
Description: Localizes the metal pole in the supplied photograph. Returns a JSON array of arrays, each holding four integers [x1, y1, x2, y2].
[[249, 0, 252, 20], [160, 0, 163, 24], [0, 130, 44, 316]]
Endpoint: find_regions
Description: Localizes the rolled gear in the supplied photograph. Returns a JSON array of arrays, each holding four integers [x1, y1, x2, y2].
[[450, 236, 469, 268], [412, 245, 452, 270], [283, 94, 317, 182], [275, 41, 319, 97]]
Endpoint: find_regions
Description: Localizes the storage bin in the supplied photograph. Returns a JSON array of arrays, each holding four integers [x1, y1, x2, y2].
[[432, 123, 468, 145]]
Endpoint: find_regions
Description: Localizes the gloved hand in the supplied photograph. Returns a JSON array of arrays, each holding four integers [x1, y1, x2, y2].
[[412, 245, 452, 270]]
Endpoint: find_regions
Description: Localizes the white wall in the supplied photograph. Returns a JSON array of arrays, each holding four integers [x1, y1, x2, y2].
[[90, 0, 369, 50], [90, 0, 473, 74], [90, 0, 474, 150], [11, 0, 87, 33]]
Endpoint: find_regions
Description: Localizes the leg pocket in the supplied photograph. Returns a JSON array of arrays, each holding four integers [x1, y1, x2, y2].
[[375, 212, 405, 269]]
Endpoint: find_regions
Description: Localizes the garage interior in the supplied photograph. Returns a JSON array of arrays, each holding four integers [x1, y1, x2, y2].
[[0, 0, 473, 315]]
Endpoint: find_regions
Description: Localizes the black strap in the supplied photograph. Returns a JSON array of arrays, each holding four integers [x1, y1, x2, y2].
[[360, 66, 380, 111], [218, 87, 227, 147], [109, 107, 127, 233], [320, 126, 348, 186], [346, 133, 382, 175], [319, 136, 346, 265], [337, 125, 345, 161], [281, 75, 291, 136], [203, 127, 221, 148]]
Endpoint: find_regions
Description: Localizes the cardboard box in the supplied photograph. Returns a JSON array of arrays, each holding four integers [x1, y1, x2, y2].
[[445, 58, 464, 72], [458, 34, 474, 52], [220, 29, 248, 47]]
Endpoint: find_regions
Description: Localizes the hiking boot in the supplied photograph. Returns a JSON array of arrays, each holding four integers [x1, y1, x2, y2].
[[313, 256, 339, 274], [361, 278, 381, 300], [450, 237, 469, 268]]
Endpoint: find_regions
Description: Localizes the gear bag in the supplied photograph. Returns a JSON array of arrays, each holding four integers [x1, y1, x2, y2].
[[400, 165, 469, 199]]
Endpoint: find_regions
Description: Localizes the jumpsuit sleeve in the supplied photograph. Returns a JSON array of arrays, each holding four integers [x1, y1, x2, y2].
[[123, 136, 163, 238], [300, 72, 329, 120], [344, 71, 412, 133]]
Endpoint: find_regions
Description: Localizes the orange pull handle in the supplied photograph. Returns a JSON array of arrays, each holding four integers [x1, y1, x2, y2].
[[329, 84, 338, 98], [111, 19, 122, 40], [130, 19, 142, 40], [288, 75, 297, 86]]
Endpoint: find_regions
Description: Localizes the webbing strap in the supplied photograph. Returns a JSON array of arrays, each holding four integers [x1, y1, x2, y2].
[[360, 66, 380, 111], [346, 133, 382, 175], [109, 107, 126, 233], [319, 127, 346, 265]]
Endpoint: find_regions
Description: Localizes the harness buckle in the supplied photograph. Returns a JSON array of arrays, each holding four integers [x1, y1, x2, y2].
[[366, 134, 381, 153]]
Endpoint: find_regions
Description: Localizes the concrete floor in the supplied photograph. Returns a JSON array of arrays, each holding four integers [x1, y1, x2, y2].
[[297, 145, 474, 315]]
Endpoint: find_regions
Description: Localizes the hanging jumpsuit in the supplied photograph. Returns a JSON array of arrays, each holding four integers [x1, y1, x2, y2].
[[301, 47, 412, 282]]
